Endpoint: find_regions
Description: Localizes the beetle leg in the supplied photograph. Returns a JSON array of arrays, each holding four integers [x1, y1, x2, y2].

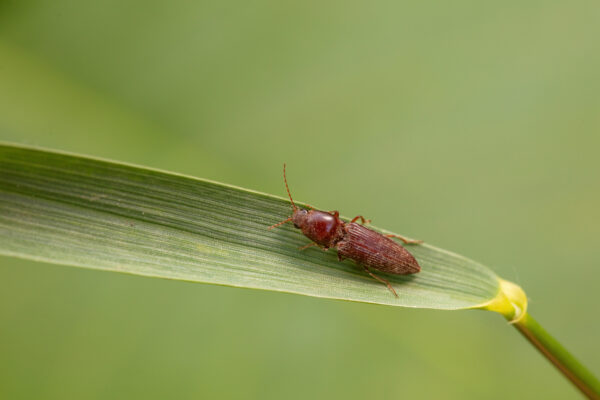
[[363, 266, 398, 298], [351, 215, 371, 224], [298, 242, 318, 251], [385, 234, 423, 245], [328, 210, 340, 218]]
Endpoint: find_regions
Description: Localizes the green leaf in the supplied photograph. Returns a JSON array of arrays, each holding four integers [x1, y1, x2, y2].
[[5, 143, 600, 398], [0, 143, 505, 310]]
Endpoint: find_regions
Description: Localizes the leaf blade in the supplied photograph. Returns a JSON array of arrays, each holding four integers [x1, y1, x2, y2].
[[0, 143, 500, 309]]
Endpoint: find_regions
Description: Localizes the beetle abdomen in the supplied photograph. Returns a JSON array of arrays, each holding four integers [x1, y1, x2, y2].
[[336, 223, 420, 274]]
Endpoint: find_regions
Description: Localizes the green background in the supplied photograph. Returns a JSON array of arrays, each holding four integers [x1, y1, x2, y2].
[[1, 1, 599, 398]]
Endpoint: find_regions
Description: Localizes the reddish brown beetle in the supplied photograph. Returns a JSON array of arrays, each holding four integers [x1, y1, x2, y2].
[[269, 164, 422, 297]]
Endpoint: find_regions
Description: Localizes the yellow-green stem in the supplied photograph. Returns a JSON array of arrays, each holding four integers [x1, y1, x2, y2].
[[512, 313, 600, 399], [480, 279, 599, 398]]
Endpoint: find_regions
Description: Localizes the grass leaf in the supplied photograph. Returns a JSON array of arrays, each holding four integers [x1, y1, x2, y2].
[[0, 143, 501, 309], [5, 143, 600, 398]]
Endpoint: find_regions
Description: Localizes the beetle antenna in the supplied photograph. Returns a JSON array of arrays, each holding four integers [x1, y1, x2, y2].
[[283, 163, 297, 211], [268, 164, 297, 231], [268, 217, 292, 230]]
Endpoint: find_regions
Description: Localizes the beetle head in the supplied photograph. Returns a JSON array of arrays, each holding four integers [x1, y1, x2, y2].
[[292, 208, 309, 229]]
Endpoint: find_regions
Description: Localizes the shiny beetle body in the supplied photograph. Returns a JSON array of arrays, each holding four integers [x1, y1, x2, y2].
[[269, 165, 421, 297]]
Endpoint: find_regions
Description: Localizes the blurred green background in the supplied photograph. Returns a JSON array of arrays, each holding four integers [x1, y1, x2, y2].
[[1, 1, 599, 399]]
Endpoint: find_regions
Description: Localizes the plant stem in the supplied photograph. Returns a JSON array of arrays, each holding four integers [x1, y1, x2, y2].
[[513, 313, 600, 399]]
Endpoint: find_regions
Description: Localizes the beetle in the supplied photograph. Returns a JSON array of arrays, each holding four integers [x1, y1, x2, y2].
[[269, 164, 422, 297]]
